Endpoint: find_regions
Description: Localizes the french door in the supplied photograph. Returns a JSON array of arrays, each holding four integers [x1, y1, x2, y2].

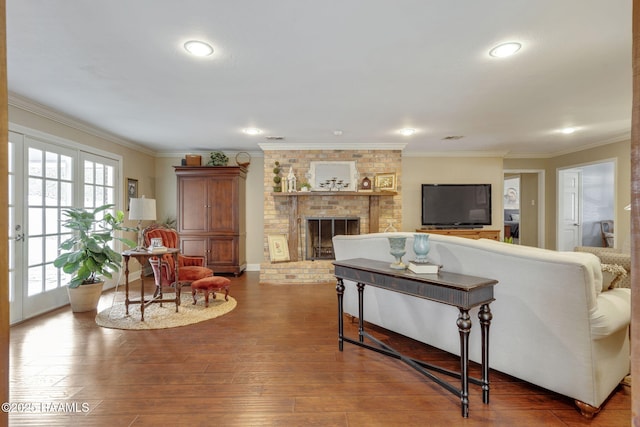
[[9, 131, 121, 323]]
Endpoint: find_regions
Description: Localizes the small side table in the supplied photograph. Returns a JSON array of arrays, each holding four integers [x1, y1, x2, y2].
[[122, 248, 180, 321]]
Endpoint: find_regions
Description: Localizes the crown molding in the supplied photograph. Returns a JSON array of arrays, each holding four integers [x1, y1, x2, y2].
[[155, 149, 264, 158], [258, 142, 407, 151], [402, 150, 509, 158], [8, 93, 156, 156], [504, 132, 631, 159]]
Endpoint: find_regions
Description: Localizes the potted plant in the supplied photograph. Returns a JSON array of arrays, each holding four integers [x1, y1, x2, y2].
[[300, 181, 312, 192], [53, 204, 136, 312], [208, 151, 229, 166], [272, 161, 282, 192]]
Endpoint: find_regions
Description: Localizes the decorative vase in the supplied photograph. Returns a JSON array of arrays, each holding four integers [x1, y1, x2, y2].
[[388, 237, 407, 270], [413, 234, 430, 263]]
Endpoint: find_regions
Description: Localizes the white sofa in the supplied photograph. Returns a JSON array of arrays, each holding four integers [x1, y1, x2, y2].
[[332, 232, 630, 416]]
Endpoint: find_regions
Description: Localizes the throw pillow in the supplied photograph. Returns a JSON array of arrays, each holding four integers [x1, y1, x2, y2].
[[601, 263, 628, 291]]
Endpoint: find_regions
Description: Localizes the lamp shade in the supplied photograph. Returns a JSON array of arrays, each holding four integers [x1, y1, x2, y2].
[[129, 197, 157, 221]]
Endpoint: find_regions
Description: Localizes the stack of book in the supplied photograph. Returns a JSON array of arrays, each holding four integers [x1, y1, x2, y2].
[[148, 245, 168, 254], [408, 260, 439, 274]]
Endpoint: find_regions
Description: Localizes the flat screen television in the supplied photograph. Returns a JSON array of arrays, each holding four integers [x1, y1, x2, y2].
[[421, 184, 492, 228]]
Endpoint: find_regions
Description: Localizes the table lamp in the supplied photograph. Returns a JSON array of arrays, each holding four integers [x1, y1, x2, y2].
[[128, 196, 157, 250]]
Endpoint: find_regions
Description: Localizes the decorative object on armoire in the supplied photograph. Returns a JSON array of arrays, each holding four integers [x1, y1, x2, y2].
[[235, 151, 251, 168], [175, 166, 247, 276], [208, 151, 229, 166], [185, 154, 202, 166], [387, 236, 407, 270], [413, 233, 431, 262], [272, 161, 282, 192]]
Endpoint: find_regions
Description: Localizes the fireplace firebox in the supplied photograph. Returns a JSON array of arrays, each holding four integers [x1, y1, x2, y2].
[[306, 217, 360, 260]]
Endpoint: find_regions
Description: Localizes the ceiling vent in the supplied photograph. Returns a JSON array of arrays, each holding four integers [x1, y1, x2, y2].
[[265, 136, 285, 140]]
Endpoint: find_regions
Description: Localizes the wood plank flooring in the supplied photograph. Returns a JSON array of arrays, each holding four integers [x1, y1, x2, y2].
[[9, 272, 630, 426]]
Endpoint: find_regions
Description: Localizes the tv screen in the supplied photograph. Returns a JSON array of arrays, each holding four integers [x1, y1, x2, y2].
[[421, 184, 492, 228]]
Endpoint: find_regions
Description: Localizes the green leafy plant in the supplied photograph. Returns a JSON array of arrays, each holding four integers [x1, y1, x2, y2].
[[273, 161, 282, 192], [208, 151, 229, 166], [300, 181, 312, 190], [53, 204, 137, 288]]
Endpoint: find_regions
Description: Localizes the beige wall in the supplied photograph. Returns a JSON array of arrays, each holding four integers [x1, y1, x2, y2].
[[401, 156, 505, 233], [519, 173, 539, 246], [504, 139, 631, 250]]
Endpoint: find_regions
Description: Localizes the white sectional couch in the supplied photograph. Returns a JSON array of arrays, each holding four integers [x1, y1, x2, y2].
[[332, 232, 630, 416]]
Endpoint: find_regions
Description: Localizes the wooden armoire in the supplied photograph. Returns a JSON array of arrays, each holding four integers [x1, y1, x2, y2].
[[174, 166, 247, 276]]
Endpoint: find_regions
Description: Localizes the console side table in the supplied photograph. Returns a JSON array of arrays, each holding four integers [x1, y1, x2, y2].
[[333, 258, 498, 418], [122, 248, 180, 321]]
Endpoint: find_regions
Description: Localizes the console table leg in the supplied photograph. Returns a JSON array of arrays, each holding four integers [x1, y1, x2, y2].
[[357, 282, 365, 343], [479, 303, 493, 404], [457, 309, 472, 418], [124, 255, 130, 316], [336, 279, 345, 351]]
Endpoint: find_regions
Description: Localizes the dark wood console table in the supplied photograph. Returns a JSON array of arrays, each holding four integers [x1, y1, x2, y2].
[[333, 258, 498, 418]]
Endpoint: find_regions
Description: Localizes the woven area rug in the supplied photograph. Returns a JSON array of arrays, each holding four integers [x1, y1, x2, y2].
[[95, 292, 237, 330]]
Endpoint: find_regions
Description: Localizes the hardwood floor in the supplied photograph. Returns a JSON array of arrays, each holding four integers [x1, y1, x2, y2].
[[9, 272, 630, 426]]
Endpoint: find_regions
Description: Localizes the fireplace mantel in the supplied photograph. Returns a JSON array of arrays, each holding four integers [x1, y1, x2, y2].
[[272, 191, 397, 197], [274, 191, 397, 261]]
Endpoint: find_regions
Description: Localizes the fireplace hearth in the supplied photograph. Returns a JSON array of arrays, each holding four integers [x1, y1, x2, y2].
[[306, 217, 359, 260]]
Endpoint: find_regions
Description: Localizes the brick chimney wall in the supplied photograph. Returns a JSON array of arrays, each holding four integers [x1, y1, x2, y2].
[[260, 149, 402, 284]]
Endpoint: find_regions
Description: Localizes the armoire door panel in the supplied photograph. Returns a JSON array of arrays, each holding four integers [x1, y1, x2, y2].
[[207, 177, 238, 231], [208, 237, 237, 265], [180, 237, 208, 259], [179, 177, 208, 232]]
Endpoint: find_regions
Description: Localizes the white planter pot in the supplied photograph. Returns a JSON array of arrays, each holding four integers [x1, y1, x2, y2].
[[67, 281, 104, 312]]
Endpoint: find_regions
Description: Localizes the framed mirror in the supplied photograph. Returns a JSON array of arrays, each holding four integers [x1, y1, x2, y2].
[[308, 161, 358, 191]]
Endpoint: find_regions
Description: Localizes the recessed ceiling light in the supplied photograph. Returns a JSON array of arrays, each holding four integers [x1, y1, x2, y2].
[[489, 42, 522, 58], [399, 128, 416, 136], [184, 40, 214, 57], [242, 128, 262, 135], [333, 130, 343, 136], [560, 127, 576, 134]]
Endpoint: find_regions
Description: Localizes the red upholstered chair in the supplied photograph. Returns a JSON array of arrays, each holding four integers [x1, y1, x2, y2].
[[143, 225, 213, 294]]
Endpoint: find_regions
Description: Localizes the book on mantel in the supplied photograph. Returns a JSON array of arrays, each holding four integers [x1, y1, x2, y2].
[[408, 261, 439, 274]]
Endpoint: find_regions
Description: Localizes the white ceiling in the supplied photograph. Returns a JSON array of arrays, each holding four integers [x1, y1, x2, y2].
[[6, 1, 632, 157]]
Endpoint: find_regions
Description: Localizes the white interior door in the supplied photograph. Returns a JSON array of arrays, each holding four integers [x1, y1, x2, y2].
[[558, 169, 582, 251]]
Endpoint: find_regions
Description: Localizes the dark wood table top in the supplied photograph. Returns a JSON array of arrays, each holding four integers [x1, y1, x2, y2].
[[333, 258, 497, 309]]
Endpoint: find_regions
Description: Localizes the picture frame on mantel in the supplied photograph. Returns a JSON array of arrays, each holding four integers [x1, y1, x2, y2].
[[374, 172, 396, 191], [268, 234, 290, 262]]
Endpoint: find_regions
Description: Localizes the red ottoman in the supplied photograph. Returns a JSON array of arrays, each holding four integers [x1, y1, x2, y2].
[[191, 276, 232, 307]]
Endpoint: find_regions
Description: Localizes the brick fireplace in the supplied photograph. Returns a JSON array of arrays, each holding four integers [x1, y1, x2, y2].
[[259, 144, 404, 284]]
